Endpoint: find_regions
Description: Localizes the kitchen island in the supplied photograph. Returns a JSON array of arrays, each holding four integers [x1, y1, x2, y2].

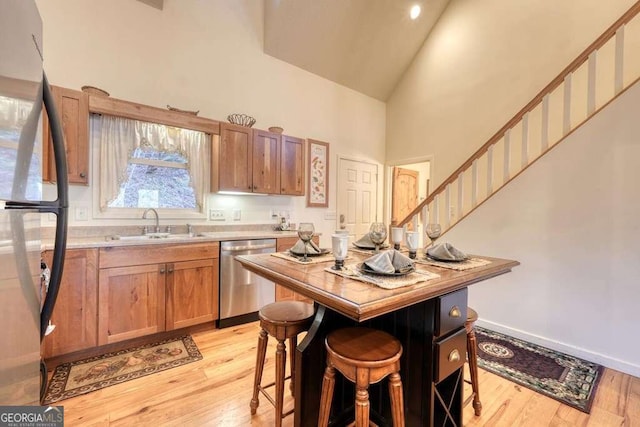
[[237, 251, 519, 427]]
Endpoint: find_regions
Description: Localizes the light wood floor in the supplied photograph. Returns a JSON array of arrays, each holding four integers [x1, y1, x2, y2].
[[56, 322, 640, 426]]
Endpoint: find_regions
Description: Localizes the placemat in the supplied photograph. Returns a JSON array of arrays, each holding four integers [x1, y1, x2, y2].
[[414, 256, 491, 271], [349, 246, 390, 255], [271, 251, 337, 264], [324, 263, 440, 290]]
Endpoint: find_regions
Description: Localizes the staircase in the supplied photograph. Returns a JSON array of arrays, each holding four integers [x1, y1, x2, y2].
[[396, 1, 640, 234]]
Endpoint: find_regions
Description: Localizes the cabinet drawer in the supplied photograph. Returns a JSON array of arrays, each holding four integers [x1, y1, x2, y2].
[[434, 328, 467, 383], [435, 288, 467, 337], [100, 242, 219, 268]]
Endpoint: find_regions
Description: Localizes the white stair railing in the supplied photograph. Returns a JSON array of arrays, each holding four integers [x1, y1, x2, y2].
[[397, 1, 640, 239]]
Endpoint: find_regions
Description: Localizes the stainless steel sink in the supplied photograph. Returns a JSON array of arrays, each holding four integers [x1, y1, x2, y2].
[[105, 233, 202, 241]]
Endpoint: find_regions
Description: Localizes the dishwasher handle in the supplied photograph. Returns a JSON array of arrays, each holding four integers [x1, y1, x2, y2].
[[222, 243, 276, 252]]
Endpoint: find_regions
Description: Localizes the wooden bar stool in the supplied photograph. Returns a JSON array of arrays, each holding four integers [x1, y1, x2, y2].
[[318, 327, 405, 427], [250, 301, 315, 426], [465, 307, 482, 416]]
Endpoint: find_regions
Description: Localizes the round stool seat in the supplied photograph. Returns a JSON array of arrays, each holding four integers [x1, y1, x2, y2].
[[259, 301, 315, 325], [327, 327, 402, 366], [467, 307, 478, 323], [319, 327, 405, 426]]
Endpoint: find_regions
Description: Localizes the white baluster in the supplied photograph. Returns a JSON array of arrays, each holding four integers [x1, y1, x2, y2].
[[487, 145, 494, 194], [445, 184, 451, 227], [615, 26, 625, 95], [471, 159, 478, 208], [587, 51, 597, 115], [457, 173, 463, 220], [503, 129, 511, 182], [563, 74, 572, 135], [521, 112, 529, 168], [541, 94, 549, 151], [433, 196, 440, 225]]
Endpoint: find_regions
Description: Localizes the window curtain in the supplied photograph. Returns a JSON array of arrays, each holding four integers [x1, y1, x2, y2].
[[96, 115, 209, 211]]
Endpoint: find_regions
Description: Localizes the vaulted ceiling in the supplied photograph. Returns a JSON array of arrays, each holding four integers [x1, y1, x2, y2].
[[263, 0, 451, 101]]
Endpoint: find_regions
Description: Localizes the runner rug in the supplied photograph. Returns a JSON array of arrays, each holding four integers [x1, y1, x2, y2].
[[475, 327, 604, 413], [42, 335, 202, 404]]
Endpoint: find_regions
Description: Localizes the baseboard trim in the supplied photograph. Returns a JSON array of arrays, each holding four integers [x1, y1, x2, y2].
[[476, 319, 640, 378]]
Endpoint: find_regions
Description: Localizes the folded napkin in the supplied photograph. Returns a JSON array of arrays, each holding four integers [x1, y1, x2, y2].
[[426, 243, 467, 261], [363, 250, 414, 274], [290, 239, 322, 254], [354, 233, 388, 249]]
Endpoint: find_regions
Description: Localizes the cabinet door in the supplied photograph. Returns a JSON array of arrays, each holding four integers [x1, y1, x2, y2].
[[98, 264, 165, 345], [252, 129, 280, 194], [218, 123, 253, 192], [43, 86, 89, 184], [166, 259, 219, 330], [280, 135, 305, 196], [42, 249, 98, 358]]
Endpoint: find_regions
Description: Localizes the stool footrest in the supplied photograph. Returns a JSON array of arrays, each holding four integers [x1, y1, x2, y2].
[[257, 375, 293, 410]]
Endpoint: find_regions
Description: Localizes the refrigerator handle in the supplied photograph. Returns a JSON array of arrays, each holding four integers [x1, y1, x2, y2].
[[40, 72, 69, 342]]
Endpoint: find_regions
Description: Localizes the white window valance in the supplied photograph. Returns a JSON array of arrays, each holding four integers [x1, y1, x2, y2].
[[95, 114, 209, 211]]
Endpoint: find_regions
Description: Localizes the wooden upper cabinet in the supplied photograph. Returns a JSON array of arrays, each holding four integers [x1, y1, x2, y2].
[[217, 123, 253, 192], [280, 135, 305, 196], [42, 248, 98, 358], [252, 129, 281, 194], [212, 124, 305, 196], [42, 86, 89, 185]]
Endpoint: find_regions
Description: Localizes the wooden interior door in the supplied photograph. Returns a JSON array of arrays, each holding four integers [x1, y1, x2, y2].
[[392, 167, 419, 230], [336, 158, 378, 241]]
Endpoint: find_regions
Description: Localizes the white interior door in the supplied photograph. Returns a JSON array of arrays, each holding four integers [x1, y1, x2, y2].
[[336, 158, 378, 241]]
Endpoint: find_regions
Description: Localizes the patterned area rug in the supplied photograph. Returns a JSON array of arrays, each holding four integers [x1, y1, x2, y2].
[[43, 335, 202, 404], [475, 327, 603, 413]]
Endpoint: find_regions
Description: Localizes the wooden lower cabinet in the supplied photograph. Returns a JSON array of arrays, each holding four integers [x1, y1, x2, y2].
[[166, 259, 218, 330], [98, 242, 219, 346], [275, 236, 316, 303], [42, 248, 98, 358], [98, 264, 166, 345]]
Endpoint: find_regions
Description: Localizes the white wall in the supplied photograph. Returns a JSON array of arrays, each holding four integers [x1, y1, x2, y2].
[[445, 81, 640, 376], [36, 0, 386, 247]]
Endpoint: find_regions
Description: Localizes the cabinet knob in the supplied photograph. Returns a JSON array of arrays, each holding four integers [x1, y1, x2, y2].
[[248, 186, 251, 189], [159, 268, 165, 274], [448, 349, 460, 363], [168, 266, 174, 273], [79, 172, 86, 178], [253, 185, 257, 190], [281, 188, 285, 192], [449, 306, 461, 318]]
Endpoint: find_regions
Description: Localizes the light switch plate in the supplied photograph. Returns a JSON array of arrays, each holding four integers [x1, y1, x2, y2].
[[232, 209, 241, 221]]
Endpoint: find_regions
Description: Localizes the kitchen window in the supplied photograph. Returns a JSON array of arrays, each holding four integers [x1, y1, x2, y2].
[[93, 114, 209, 219]]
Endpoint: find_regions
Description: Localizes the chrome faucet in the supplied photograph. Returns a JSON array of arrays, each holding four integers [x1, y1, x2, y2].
[[142, 208, 160, 234]]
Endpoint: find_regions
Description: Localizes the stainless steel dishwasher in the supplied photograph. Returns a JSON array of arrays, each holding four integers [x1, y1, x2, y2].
[[219, 239, 276, 328]]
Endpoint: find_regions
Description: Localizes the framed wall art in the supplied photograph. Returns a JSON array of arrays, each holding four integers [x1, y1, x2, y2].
[[307, 139, 330, 208]]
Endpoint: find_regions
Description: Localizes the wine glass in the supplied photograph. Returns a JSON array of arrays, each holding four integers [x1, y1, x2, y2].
[[425, 223, 442, 250], [297, 223, 315, 262], [369, 222, 387, 253]]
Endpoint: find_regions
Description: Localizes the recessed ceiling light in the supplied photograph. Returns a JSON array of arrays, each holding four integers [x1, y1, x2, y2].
[[410, 4, 421, 20]]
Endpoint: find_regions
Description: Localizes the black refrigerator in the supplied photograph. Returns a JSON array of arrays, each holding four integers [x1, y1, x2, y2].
[[0, 0, 68, 405]]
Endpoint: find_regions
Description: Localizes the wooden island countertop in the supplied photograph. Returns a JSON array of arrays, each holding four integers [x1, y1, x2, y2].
[[236, 251, 519, 322]]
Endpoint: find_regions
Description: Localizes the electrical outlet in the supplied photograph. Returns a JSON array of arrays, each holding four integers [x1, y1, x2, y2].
[[209, 209, 225, 221], [232, 209, 241, 221]]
